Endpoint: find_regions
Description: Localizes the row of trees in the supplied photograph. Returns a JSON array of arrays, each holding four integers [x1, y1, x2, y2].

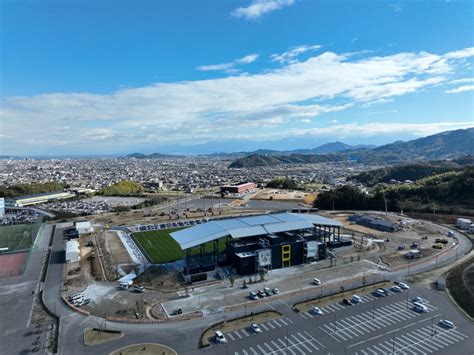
[[266, 177, 301, 190], [0, 182, 66, 198]]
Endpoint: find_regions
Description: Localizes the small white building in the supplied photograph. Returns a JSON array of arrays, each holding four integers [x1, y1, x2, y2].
[[75, 221, 94, 234], [65, 240, 80, 263], [0, 198, 5, 217], [456, 218, 472, 230]]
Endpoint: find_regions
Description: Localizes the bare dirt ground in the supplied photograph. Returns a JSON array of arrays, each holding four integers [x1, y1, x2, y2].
[[252, 188, 309, 201]]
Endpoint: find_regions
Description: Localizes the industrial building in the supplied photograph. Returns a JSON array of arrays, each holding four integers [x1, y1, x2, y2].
[[220, 182, 256, 195], [170, 212, 343, 282], [9, 191, 75, 207], [75, 221, 94, 234], [65, 240, 80, 263], [456, 218, 472, 230], [349, 214, 400, 232]]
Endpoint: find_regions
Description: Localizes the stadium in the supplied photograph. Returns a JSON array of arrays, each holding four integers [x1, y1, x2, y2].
[[132, 212, 344, 283]]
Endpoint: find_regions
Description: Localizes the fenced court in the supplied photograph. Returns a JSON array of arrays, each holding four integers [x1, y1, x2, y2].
[[0, 252, 29, 278], [0, 222, 42, 278], [0, 223, 40, 254]]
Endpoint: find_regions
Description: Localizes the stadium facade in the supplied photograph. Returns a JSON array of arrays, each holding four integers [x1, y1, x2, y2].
[[170, 212, 344, 282]]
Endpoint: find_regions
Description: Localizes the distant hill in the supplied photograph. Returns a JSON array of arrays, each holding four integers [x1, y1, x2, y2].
[[228, 128, 474, 168], [372, 128, 474, 160], [292, 142, 375, 155], [126, 152, 180, 159]]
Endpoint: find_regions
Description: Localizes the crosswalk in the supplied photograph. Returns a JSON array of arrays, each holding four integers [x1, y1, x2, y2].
[[355, 325, 469, 355], [318, 301, 438, 342], [233, 331, 325, 355], [301, 294, 378, 319], [225, 318, 294, 341]]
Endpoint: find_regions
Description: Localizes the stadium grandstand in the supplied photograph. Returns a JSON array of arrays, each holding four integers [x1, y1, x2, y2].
[[169, 212, 344, 282]]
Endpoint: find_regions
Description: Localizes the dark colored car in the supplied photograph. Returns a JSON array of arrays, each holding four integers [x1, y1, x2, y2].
[[343, 298, 353, 306]]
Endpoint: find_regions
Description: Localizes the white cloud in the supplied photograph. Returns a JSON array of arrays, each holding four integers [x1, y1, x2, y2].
[[196, 53, 259, 73], [448, 77, 474, 85], [271, 44, 322, 64], [445, 85, 474, 94], [231, 0, 295, 20], [1, 47, 473, 152]]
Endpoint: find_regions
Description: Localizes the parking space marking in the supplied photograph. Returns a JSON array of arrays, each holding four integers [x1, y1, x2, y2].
[[227, 332, 235, 341], [285, 317, 294, 324], [260, 323, 270, 331], [267, 321, 276, 329], [358, 325, 469, 355]]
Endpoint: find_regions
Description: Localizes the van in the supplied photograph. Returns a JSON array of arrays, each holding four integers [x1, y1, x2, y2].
[[134, 285, 145, 293], [215, 331, 227, 344]]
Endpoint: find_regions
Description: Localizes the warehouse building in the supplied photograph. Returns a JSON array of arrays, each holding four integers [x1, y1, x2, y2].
[[170, 212, 343, 282], [220, 182, 256, 195], [10, 191, 75, 207], [65, 240, 80, 263], [349, 214, 400, 232]]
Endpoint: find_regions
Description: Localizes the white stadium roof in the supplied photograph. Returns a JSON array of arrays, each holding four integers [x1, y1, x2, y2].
[[170, 212, 342, 250]]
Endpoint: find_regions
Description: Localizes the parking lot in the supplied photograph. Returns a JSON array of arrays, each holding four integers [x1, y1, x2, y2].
[[204, 284, 474, 355]]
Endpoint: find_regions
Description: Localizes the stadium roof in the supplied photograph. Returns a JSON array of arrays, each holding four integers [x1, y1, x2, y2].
[[170, 212, 342, 250]]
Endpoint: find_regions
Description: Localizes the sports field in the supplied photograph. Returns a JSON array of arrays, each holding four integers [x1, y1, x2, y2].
[[0, 224, 36, 253], [133, 228, 227, 264]]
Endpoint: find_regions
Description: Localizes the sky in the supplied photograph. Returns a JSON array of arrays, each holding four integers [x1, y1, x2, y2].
[[0, 0, 473, 155]]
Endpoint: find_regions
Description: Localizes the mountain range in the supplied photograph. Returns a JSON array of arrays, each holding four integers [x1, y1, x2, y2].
[[228, 128, 474, 168]]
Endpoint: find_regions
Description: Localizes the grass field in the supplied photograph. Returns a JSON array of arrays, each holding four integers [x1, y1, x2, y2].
[[0, 224, 35, 253], [133, 228, 227, 264]]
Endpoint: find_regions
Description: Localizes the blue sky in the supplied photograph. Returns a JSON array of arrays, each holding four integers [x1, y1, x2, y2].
[[1, 0, 473, 155]]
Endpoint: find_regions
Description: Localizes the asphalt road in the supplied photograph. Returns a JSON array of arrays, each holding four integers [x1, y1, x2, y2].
[[38, 219, 473, 355]]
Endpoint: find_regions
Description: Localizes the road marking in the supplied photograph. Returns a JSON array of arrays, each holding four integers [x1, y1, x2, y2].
[[234, 330, 243, 339], [279, 299, 290, 308], [267, 321, 276, 329], [272, 320, 282, 328], [279, 318, 288, 326], [303, 330, 325, 349], [249, 347, 258, 355], [285, 317, 294, 324], [347, 314, 442, 349], [260, 323, 269, 331], [227, 333, 235, 341]]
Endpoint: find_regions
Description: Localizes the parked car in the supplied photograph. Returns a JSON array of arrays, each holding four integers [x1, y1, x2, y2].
[[312, 278, 321, 285], [250, 323, 262, 333], [373, 289, 386, 297], [343, 298, 353, 306], [171, 308, 183, 316], [312, 306, 323, 315], [447, 231, 454, 237], [257, 290, 266, 298], [215, 331, 227, 343], [351, 295, 362, 303], [264, 287, 273, 296], [391, 285, 402, 293], [413, 302, 428, 313], [249, 291, 258, 300], [432, 243, 443, 249], [412, 297, 425, 303], [272, 288, 280, 294], [410, 242, 418, 249], [134, 285, 145, 293], [435, 238, 448, 244], [438, 320, 454, 329], [398, 282, 410, 290], [398, 244, 405, 250]]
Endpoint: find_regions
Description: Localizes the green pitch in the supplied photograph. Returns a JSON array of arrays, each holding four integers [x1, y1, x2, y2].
[[0, 224, 35, 253], [132, 227, 227, 264]]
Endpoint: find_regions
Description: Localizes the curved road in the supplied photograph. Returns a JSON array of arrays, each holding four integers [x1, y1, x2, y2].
[[43, 218, 472, 355]]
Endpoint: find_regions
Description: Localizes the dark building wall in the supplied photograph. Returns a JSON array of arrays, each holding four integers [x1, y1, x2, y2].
[[236, 255, 256, 275]]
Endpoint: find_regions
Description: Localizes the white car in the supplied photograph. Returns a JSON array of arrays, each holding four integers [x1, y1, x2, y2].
[[412, 297, 424, 303], [398, 282, 410, 290], [250, 323, 262, 333], [313, 278, 321, 285], [391, 286, 402, 293], [413, 302, 428, 313], [272, 288, 280, 294], [438, 320, 454, 329], [351, 295, 362, 303], [312, 306, 323, 315], [215, 331, 227, 343]]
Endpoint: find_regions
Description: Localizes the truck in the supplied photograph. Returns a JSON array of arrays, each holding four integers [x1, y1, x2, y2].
[[119, 280, 133, 290]]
